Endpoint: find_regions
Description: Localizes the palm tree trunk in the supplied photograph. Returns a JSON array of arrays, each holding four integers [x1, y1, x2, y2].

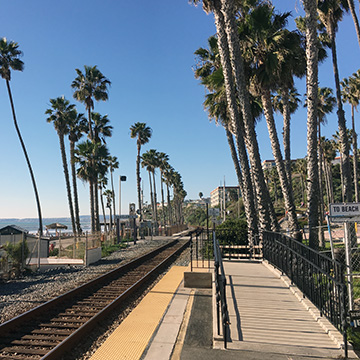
[[261, 89, 299, 235], [89, 181, 95, 232], [352, 104, 359, 202], [167, 184, 172, 225], [111, 171, 117, 220], [70, 141, 81, 234], [58, 133, 76, 235], [303, 0, 320, 249], [225, 126, 244, 196], [148, 171, 154, 221], [348, 0, 360, 49], [317, 123, 325, 247], [152, 171, 158, 233], [330, 26, 352, 202], [6, 80, 43, 235], [109, 206, 113, 235], [160, 173, 166, 227], [100, 188, 108, 234], [282, 87, 292, 184], [94, 180, 100, 231], [220, 0, 277, 232], [136, 145, 143, 221], [212, 4, 258, 244]]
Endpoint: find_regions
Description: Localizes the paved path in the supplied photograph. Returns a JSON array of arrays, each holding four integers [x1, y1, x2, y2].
[[215, 261, 350, 358]]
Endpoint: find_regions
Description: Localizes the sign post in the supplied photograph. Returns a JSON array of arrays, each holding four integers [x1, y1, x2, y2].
[[329, 203, 359, 312]]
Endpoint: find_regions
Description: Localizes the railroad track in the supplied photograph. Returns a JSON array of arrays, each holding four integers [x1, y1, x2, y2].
[[0, 238, 190, 360]]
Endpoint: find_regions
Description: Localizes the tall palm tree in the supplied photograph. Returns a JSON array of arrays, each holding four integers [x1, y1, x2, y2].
[[108, 156, 119, 220], [71, 65, 111, 141], [191, 0, 260, 245], [157, 152, 170, 227], [68, 110, 87, 234], [98, 174, 108, 234], [130, 122, 152, 222], [302, 0, 321, 249], [316, 87, 336, 245], [272, 87, 302, 183], [163, 166, 175, 225], [220, 0, 284, 234], [142, 149, 160, 227], [346, 0, 360, 48], [318, 0, 352, 203], [104, 189, 114, 233], [341, 71, 360, 201], [141, 150, 156, 225], [72, 65, 111, 231], [241, 4, 300, 235], [0, 38, 43, 235], [46, 96, 77, 235], [74, 140, 110, 232], [89, 112, 113, 231], [91, 112, 113, 144]]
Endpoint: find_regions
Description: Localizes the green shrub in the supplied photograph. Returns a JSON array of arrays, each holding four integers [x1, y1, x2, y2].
[[215, 218, 248, 245]]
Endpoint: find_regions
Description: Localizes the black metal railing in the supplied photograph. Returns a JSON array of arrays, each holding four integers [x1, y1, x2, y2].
[[213, 231, 230, 348], [189, 227, 211, 271], [263, 231, 348, 357], [214, 227, 262, 260]]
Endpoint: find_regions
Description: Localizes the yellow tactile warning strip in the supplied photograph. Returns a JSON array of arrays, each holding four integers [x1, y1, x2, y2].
[[90, 265, 189, 360]]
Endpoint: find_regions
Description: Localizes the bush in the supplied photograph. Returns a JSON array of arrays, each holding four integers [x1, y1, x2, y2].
[[215, 218, 248, 245]]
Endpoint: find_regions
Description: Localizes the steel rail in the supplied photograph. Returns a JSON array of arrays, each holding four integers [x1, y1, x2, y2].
[[0, 238, 190, 360]]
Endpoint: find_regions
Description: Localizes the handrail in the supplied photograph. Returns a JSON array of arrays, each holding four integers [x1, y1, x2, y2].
[[262, 230, 348, 358], [213, 230, 230, 348]]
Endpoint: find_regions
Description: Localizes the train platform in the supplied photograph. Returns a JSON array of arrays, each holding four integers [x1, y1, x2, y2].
[[90, 259, 359, 360]]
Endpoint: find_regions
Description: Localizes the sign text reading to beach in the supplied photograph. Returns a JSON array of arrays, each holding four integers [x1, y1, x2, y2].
[[329, 203, 360, 222]]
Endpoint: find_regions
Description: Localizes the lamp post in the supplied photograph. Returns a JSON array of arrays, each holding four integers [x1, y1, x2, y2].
[[117, 175, 126, 243]]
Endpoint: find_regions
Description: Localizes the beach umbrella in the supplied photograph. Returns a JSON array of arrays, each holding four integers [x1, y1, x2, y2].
[[45, 223, 68, 230]]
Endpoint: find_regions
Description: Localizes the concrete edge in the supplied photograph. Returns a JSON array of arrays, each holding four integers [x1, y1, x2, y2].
[[262, 260, 353, 351]]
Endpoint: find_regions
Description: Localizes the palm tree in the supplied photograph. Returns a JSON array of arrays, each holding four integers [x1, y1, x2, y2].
[[241, 4, 300, 236], [341, 71, 360, 201], [301, 0, 321, 249], [191, 0, 260, 245], [71, 65, 111, 141], [68, 110, 87, 234], [91, 112, 113, 144], [104, 189, 114, 233], [163, 166, 175, 225], [130, 122, 152, 222], [272, 87, 302, 184], [108, 156, 119, 220], [317, 0, 352, 203], [157, 152, 170, 228], [89, 112, 113, 231], [0, 38, 43, 235], [315, 87, 336, 246], [98, 174, 108, 234], [141, 150, 156, 226], [46, 96, 77, 235], [346, 0, 360, 48], [74, 140, 110, 232]]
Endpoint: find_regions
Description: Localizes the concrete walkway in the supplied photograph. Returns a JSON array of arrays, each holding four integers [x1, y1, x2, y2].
[[216, 260, 350, 358], [145, 260, 358, 359]]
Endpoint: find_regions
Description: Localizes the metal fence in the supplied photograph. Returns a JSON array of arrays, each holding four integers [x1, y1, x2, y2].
[[189, 228, 212, 271], [263, 230, 348, 356], [213, 231, 230, 348]]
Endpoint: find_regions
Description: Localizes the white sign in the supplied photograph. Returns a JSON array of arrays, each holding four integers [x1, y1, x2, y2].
[[329, 203, 360, 222], [208, 208, 220, 217]]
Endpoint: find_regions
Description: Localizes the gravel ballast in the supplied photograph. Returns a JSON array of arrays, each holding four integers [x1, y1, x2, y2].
[[0, 237, 188, 324]]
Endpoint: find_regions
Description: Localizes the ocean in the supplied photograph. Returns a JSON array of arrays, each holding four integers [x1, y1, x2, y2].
[[0, 216, 92, 234]]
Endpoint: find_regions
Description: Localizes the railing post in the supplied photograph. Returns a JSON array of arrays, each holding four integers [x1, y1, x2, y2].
[[190, 234, 193, 272]]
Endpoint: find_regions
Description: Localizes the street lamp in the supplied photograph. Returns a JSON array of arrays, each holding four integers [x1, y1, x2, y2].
[[118, 175, 127, 218]]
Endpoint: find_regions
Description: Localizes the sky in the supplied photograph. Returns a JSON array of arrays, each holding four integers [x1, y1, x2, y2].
[[0, 0, 359, 219]]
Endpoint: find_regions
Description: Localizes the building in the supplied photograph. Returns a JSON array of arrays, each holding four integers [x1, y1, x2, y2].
[[210, 186, 240, 207]]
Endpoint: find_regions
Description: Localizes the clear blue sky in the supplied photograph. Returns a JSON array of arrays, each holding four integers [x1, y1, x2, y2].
[[0, 1, 359, 219]]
